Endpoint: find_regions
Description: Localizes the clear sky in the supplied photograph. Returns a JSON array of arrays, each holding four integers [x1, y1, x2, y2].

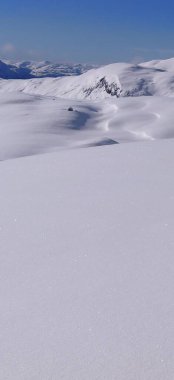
[[0, 0, 174, 64]]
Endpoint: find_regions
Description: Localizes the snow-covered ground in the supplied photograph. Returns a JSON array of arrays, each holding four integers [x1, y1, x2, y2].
[[0, 91, 174, 160], [1, 57, 174, 379], [1, 140, 174, 379]]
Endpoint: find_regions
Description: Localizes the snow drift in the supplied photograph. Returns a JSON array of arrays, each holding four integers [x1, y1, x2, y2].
[[1, 91, 174, 160]]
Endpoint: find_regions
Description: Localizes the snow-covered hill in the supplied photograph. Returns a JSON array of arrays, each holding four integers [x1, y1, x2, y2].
[[1, 91, 174, 160], [0, 59, 94, 79], [1, 57, 174, 99], [1, 56, 174, 379]]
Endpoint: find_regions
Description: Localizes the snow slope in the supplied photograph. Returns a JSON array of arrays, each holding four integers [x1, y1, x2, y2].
[[1, 91, 174, 160], [1, 139, 174, 379], [1, 57, 174, 379], [1, 57, 174, 99]]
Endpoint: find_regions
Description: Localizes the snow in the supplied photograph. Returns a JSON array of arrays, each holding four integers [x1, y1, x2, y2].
[[140, 57, 174, 72], [0, 140, 174, 379], [0, 59, 94, 79], [1, 57, 174, 379], [1, 91, 174, 160], [1, 57, 174, 99]]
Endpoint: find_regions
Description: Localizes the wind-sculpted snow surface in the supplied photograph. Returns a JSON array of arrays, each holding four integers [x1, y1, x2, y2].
[[1, 92, 174, 160], [1, 140, 174, 379], [0, 92, 111, 160], [1, 57, 174, 380]]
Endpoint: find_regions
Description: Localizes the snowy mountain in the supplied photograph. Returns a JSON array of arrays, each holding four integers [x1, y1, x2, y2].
[[1, 57, 174, 99], [1, 56, 174, 379], [1, 57, 174, 160], [0, 59, 95, 79]]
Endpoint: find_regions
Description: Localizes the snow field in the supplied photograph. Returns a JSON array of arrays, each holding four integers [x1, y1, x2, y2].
[[0, 140, 174, 379]]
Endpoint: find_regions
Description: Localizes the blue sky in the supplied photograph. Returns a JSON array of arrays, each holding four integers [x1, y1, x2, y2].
[[0, 0, 174, 63]]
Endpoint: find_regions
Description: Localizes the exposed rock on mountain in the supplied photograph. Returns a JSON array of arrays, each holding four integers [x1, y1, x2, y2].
[[1, 58, 174, 100]]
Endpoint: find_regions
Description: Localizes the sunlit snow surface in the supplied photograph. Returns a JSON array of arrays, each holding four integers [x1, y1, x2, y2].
[[1, 91, 174, 160], [1, 60, 174, 379], [1, 141, 174, 379]]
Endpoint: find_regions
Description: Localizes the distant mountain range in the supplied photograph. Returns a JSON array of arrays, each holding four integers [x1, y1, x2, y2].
[[1, 58, 174, 99], [0, 59, 96, 79]]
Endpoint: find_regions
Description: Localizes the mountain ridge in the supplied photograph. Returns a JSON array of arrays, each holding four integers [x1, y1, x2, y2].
[[0, 59, 96, 79], [0, 57, 174, 99]]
